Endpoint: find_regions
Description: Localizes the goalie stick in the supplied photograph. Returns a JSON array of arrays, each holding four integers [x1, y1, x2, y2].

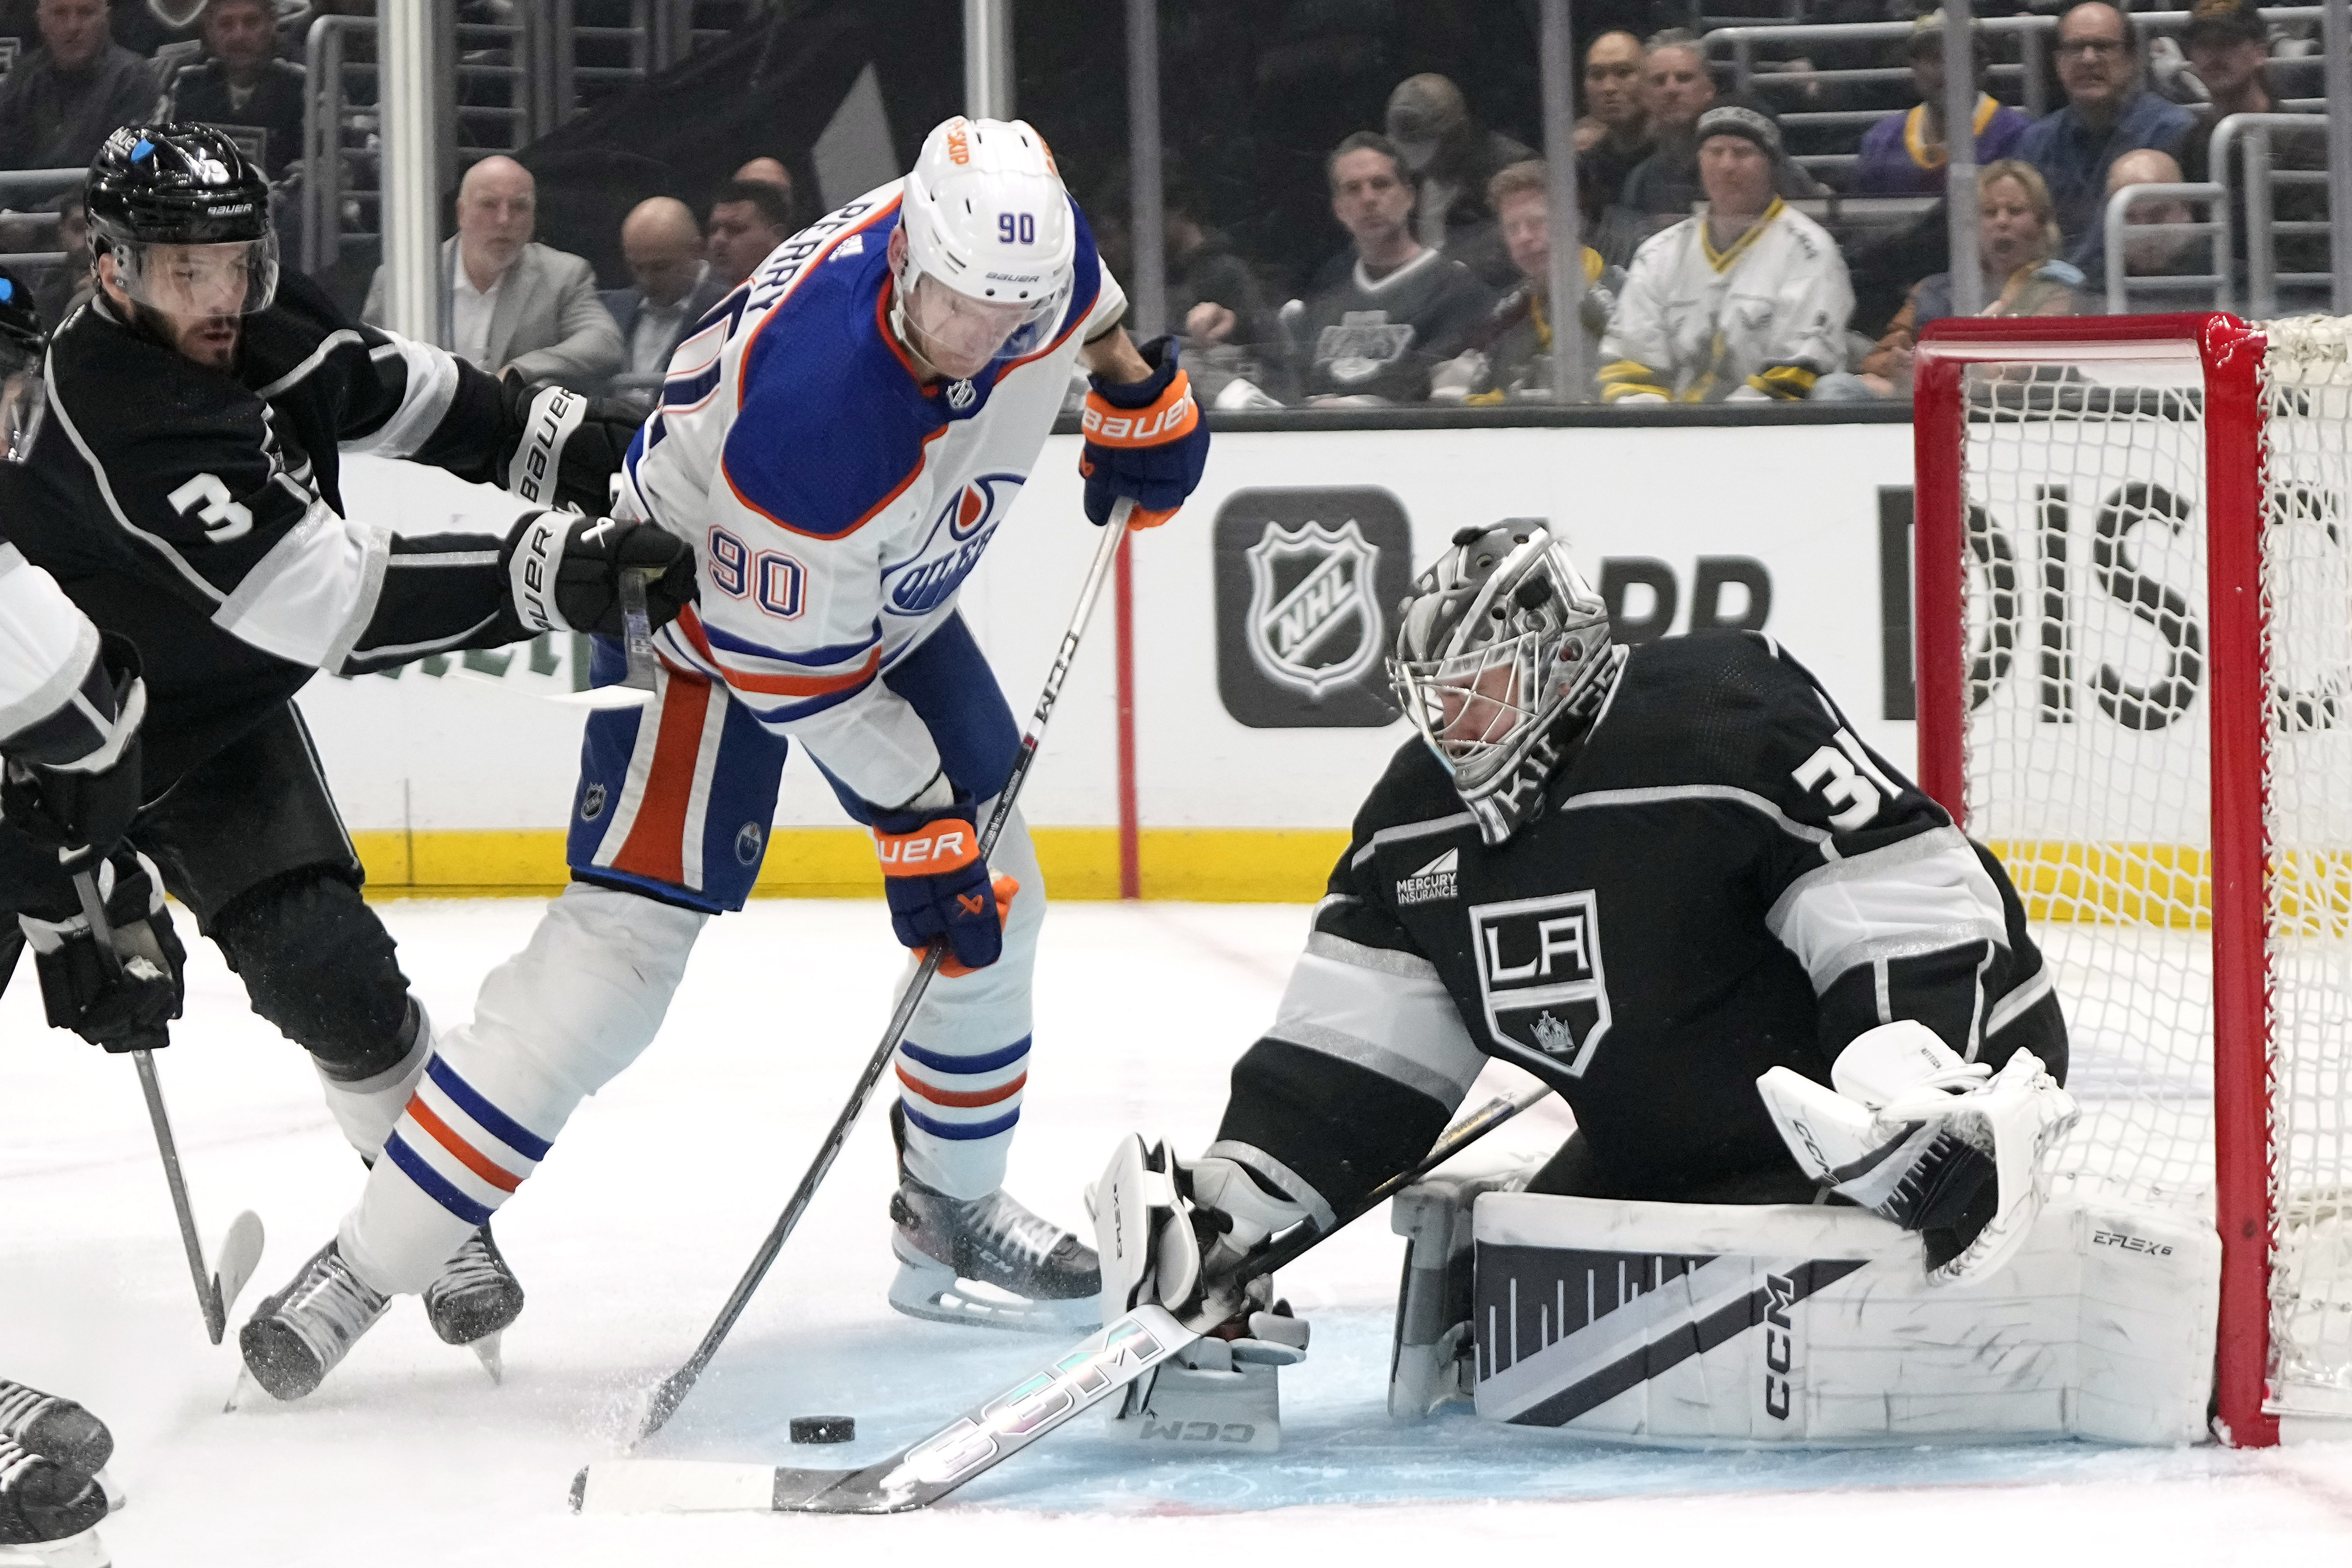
[[573, 1078, 1553, 1516], [70, 869, 265, 1345], [630, 503, 1138, 1445]]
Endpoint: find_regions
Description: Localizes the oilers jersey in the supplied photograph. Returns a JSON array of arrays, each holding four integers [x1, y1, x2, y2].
[[619, 181, 1127, 811]]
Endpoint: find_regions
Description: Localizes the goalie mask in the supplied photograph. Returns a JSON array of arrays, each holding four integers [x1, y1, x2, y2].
[[87, 123, 279, 321], [891, 116, 1076, 380], [0, 268, 45, 463], [1390, 523, 1620, 845]]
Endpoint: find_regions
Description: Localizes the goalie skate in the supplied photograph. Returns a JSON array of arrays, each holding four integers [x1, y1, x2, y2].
[[238, 1241, 391, 1403], [422, 1226, 524, 1383]]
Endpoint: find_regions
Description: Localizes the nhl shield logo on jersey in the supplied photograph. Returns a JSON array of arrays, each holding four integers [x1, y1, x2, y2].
[[579, 781, 607, 821], [1243, 519, 1383, 698], [1468, 890, 1611, 1076]]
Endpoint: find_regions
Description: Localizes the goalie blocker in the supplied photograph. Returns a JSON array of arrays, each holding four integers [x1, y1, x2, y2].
[[1388, 1176, 2217, 1446]]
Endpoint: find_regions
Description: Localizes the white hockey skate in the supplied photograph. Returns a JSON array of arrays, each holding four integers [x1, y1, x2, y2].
[[0, 1436, 109, 1568], [887, 1105, 1101, 1334], [237, 1241, 391, 1403], [0, 1388, 107, 1488], [421, 1226, 525, 1383]]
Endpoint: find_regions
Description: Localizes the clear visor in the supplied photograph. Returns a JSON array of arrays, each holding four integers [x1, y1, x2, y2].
[[1398, 631, 1540, 788], [112, 233, 280, 320], [900, 267, 1068, 377], [0, 349, 43, 464]]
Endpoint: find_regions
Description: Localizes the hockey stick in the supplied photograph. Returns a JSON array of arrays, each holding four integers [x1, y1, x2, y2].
[[69, 868, 265, 1346], [577, 1079, 1552, 1515], [631, 502, 1139, 1444]]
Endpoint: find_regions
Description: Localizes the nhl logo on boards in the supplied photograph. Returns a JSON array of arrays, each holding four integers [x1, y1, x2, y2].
[[1212, 489, 1412, 729], [1468, 890, 1611, 1075], [1396, 847, 1460, 906]]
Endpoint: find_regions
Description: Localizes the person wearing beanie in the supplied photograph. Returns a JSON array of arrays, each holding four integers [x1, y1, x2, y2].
[[1599, 101, 1854, 404]]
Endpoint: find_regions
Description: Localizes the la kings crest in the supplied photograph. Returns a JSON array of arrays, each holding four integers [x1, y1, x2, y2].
[[1470, 890, 1611, 1076], [1212, 488, 1411, 728]]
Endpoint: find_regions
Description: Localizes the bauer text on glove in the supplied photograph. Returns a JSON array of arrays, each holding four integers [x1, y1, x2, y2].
[[500, 512, 696, 638], [1079, 334, 1209, 528], [872, 792, 1005, 971]]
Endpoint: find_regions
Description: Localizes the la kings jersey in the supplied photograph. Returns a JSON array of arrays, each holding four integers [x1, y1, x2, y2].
[[0, 272, 531, 792], [1214, 631, 2064, 1216], [1295, 248, 1493, 404]]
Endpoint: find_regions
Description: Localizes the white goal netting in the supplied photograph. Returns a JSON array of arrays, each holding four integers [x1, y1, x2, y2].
[[1949, 316, 2352, 1424]]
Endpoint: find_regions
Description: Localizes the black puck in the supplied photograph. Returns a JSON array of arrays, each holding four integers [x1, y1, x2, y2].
[[790, 1415, 856, 1444]]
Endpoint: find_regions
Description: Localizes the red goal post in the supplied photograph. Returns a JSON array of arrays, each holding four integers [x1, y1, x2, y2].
[[1912, 311, 2352, 1448]]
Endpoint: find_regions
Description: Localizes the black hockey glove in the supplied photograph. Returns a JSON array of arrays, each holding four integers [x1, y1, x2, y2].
[[0, 635, 148, 878], [19, 850, 186, 1052], [499, 510, 697, 639], [495, 378, 647, 516]]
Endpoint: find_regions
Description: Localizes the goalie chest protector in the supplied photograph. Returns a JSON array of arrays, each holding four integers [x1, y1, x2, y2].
[[1325, 630, 2051, 1199]]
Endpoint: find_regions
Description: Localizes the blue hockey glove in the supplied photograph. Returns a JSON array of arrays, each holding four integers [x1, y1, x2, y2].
[[872, 796, 1008, 972], [1080, 335, 1208, 528]]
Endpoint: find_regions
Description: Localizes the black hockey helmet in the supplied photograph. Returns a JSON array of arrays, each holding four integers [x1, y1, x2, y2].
[[0, 268, 44, 462], [86, 124, 278, 317]]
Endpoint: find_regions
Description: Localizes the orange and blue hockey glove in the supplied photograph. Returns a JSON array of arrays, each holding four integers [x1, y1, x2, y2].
[[1079, 334, 1209, 529], [872, 794, 1004, 971]]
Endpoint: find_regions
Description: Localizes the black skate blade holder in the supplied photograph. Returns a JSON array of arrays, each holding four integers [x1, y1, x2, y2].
[[72, 866, 265, 1344]]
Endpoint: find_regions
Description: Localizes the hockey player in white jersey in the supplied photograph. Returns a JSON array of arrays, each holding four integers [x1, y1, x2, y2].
[[241, 117, 1211, 1400]]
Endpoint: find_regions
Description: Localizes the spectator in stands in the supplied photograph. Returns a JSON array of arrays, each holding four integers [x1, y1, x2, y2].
[[1429, 160, 1620, 406], [1575, 30, 1650, 205], [1599, 103, 1853, 404], [601, 195, 725, 398], [31, 185, 89, 326], [1089, 173, 1273, 353], [705, 176, 793, 290], [1849, 160, 2080, 398], [732, 155, 799, 226], [363, 154, 623, 390], [2105, 148, 2209, 290], [0, 0, 159, 171], [1382, 71, 1531, 288], [110, 0, 202, 56], [160, 0, 307, 181], [1618, 37, 1824, 246], [2016, 0, 2195, 275], [1289, 131, 1492, 406], [2177, 0, 2327, 298], [1850, 13, 2034, 196]]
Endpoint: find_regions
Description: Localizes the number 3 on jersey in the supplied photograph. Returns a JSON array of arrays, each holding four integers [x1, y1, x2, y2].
[[1792, 728, 1903, 831], [707, 526, 804, 621], [167, 472, 254, 543]]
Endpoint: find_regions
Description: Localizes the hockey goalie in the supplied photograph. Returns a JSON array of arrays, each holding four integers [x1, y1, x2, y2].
[[1098, 522, 2219, 1451]]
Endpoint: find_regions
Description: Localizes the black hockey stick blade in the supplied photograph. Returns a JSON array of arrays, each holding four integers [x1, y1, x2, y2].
[[576, 1082, 1553, 1515]]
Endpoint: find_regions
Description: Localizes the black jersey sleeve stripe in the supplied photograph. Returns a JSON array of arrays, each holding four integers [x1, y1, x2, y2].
[[254, 328, 367, 399], [1346, 810, 1477, 873], [338, 333, 461, 459], [1763, 825, 2011, 991], [1215, 1036, 1457, 1221]]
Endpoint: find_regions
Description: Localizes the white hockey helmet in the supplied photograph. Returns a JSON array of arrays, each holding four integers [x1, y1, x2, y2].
[[1390, 523, 1620, 844], [894, 116, 1076, 374]]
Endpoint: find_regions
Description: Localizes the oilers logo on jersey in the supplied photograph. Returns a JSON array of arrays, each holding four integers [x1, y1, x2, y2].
[[884, 472, 1023, 617], [1470, 890, 1613, 1075]]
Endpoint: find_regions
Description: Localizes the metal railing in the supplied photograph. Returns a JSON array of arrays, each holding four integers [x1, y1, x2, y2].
[[2211, 112, 2336, 316], [301, 3, 755, 276], [1704, 8, 2330, 176], [2103, 182, 2229, 312], [0, 169, 85, 281]]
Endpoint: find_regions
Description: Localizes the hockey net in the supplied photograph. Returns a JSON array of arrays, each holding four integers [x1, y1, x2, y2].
[[1914, 312, 2352, 1445]]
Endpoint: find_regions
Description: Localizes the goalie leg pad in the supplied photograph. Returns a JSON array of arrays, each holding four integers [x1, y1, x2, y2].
[[1464, 1189, 2216, 1446], [1388, 1152, 1533, 1422]]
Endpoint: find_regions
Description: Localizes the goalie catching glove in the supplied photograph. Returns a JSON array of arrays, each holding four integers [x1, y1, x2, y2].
[[1757, 1020, 2078, 1284], [499, 511, 696, 639], [1086, 1135, 1311, 1364]]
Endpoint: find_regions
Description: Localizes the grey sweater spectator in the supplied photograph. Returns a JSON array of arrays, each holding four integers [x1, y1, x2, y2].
[[1290, 132, 1493, 406], [0, 0, 159, 172], [2015, 1, 2195, 275], [601, 195, 728, 392], [1384, 73, 1532, 288], [363, 155, 623, 390], [159, 0, 305, 180]]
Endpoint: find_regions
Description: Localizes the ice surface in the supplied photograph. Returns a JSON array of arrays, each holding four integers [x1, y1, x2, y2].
[[5, 898, 2351, 1565]]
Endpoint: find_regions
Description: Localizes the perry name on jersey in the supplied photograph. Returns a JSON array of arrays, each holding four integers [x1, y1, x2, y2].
[[619, 180, 1127, 810]]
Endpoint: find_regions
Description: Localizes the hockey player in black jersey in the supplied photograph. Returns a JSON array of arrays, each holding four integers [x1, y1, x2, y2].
[[0, 126, 696, 1370], [1100, 521, 2074, 1366]]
